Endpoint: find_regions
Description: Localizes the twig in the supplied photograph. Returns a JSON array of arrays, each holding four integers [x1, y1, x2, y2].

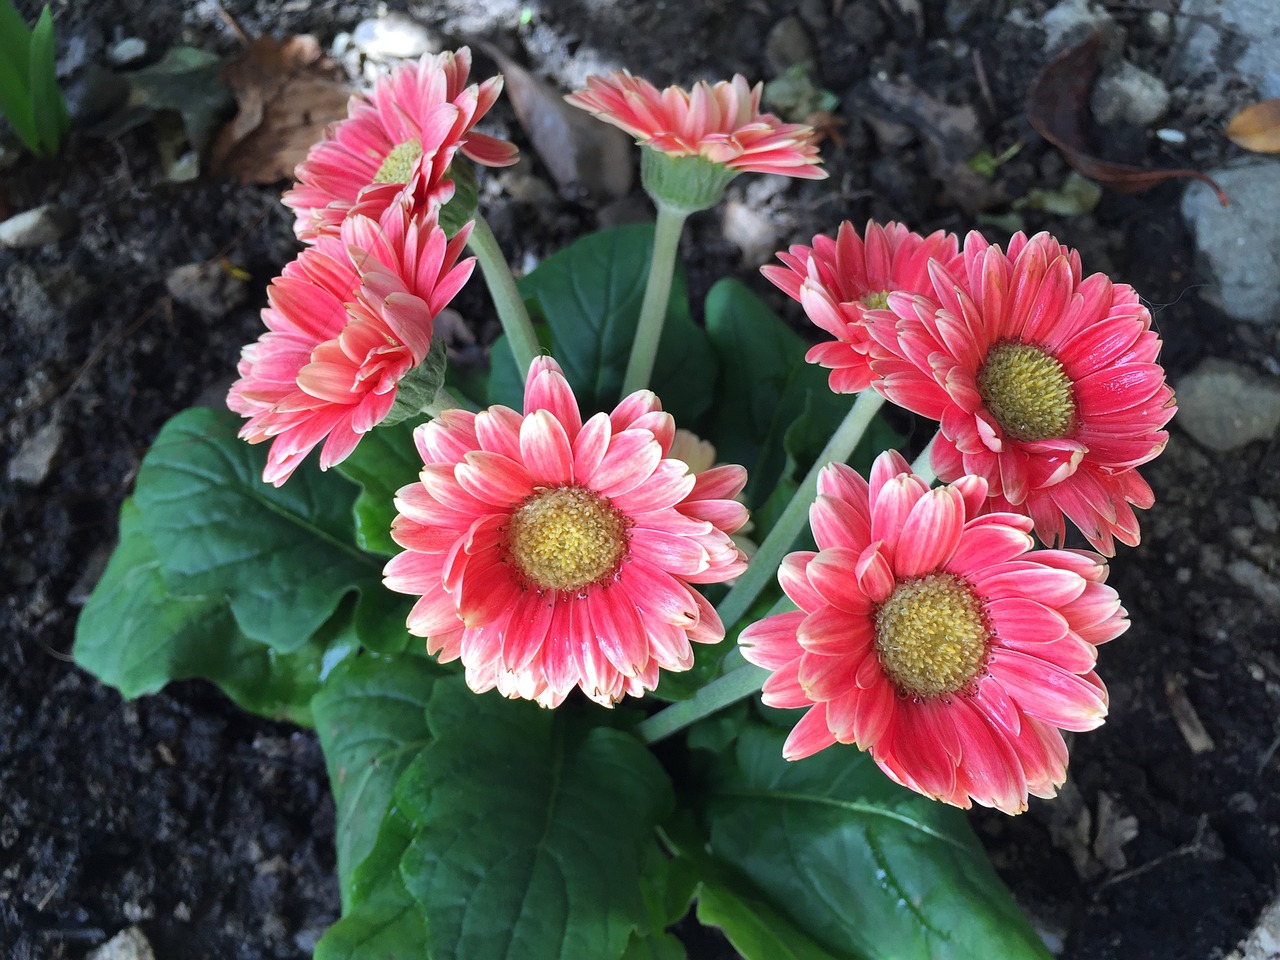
[[1095, 816, 1210, 895], [971, 48, 996, 117]]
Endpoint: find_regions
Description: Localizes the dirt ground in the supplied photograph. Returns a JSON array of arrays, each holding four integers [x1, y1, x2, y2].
[[2, 1, 1278, 958]]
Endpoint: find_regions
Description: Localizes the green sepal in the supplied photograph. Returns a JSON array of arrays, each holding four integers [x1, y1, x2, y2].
[[640, 147, 740, 215], [383, 337, 448, 427]]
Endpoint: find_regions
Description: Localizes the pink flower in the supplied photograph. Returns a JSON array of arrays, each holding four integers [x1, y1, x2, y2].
[[383, 358, 750, 708], [228, 203, 475, 485], [283, 48, 518, 241], [565, 71, 826, 180], [868, 231, 1176, 554], [763, 220, 960, 393], [739, 451, 1127, 815]]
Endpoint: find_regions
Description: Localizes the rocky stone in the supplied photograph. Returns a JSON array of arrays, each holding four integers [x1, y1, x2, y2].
[[351, 13, 439, 61], [1174, 0, 1280, 98], [722, 199, 781, 269], [1042, 0, 1122, 57], [87, 926, 155, 960], [1091, 61, 1171, 127], [765, 17, 815, 75], [7, 420, 63, 487], [106, 37, 147, 66], [165, 262, 248, 321], [1174, 358, 1280, 452], [1181, 163, 1280, 324], [0, 205, 70, 248], [1227, 560, 1280, 611]]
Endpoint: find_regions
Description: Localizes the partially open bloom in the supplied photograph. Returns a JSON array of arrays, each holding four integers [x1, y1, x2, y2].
[[869, 231, 1176, 554], [283, 48, 518, 241], [739, 451, 1126, 815], [567, 71, 824, 211], [763, 221, 960, 394], [228, 203, 474, 485], [384, 358, 749, 707]]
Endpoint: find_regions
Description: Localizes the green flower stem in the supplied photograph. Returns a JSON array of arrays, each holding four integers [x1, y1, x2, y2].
[[714, 388, 887, 633], [911, 435, 938, 485], [637, 659, 770, 745], [467, 214, 540, 379], [621, 202, 689, 395]]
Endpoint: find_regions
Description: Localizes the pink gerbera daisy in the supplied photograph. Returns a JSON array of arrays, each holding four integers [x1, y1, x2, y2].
[[228, 203, 475, 485], [739, 451, 1127, 815], [565, 71, 825, 194], [283, 48, 518, 241], [868, 231, 1176, 554], [383, 357, 750, 708], [762, 220, 960, 394]]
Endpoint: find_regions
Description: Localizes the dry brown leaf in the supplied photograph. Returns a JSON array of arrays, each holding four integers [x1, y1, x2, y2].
[[1026, 32, 1229, 205], [479, 43, 632, 205], [1226, 98, 1280, 153], [208, 34, 352, 185]]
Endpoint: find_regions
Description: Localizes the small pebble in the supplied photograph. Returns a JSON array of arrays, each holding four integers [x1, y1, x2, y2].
[[351, 13, 438, 61], [7, 421, 63, 487], [107, 37, 147, 66], [0, 205, 70, 248], [87, 926, 156, 960], [1155, 127, 1187, 145]]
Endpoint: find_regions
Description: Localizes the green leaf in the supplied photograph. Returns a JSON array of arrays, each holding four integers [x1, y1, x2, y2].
[[491, 224, 717, 423], [131, 407, 387, 654], [703, 279, 851, 511], [28, 7, 67, 156], [701, 724, 1052, 960], [312, 654, 438, 908], [0, 0, 37, 152], [621, 842, 697, 960], [73, 499, 355, 726], [697, 881, 840, 960], [336, 418, 423, 557], [123, 46, 232, 153], [396, 680, 674, 960], [314, 809, 428, 960]]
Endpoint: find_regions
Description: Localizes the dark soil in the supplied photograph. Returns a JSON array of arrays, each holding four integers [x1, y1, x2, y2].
[[3, 1, 1277, 958]]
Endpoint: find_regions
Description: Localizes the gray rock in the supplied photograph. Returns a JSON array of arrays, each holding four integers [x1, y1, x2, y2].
[[352, 13, 438, 62], [1181, 163, 1280, 324], [1042, 0, 1121, 56], [0, 205, 70, 248], [1227, 559, 1280, 610], [1175, 358, 1280, 452], [1092, 61, 1170, 127], [107, 37, 147, 66], [1174, 0, 1280, 98], [722, 199, 781, 269], [166, 262, 248, 320], [8, 421, 63, 487], [87, 927, 155, 960], [766, 17, 816, 75]]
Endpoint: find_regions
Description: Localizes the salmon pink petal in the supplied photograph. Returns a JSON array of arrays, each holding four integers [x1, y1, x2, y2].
[[990, 651, 1108, 731], [782, 706, 839, 760], [520, 410, 575, 485]]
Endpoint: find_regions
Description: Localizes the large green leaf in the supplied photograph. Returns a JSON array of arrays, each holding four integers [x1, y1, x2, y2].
[[73, 500, 355, 726], [131, 407, 388, 654], [0, 0, 37, 152], [312, 654, 438, 908], [335, 418, 423, 558], [396, 680, 674, 960], [701, 724, 1051, 960], [314, 809, 427, 960], [703, 279, 849, 509], [489, 224, 717, 423]]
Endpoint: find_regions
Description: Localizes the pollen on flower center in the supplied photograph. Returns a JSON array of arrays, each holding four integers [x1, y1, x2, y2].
[[977, 341, 1076, 442], [507, 486, 629, 592], [373, 139, 424, 185], [874, 573, 989, 698], [861, 290, 891, 310]]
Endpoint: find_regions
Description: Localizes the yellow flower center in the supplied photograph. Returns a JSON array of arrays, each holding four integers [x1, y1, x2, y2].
[[373, 139, 424, 185], [861, 290, 891, 310], [507, 486, 629, 592], [874, 573, 989, 698], [977, 341, 1076, 442]]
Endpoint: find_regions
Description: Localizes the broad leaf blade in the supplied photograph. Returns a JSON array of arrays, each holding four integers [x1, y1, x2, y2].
[[312, 654, 438, 907], [132, 407, 385, 654], [314, 809, 427, 960], [0, 0, 37, 152], [335, 418, 423, 557], [702, 724, 1051, 960], [492, 224, 716, 423], [397, 680, 674, 960], [73, 499, 354, 725]]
